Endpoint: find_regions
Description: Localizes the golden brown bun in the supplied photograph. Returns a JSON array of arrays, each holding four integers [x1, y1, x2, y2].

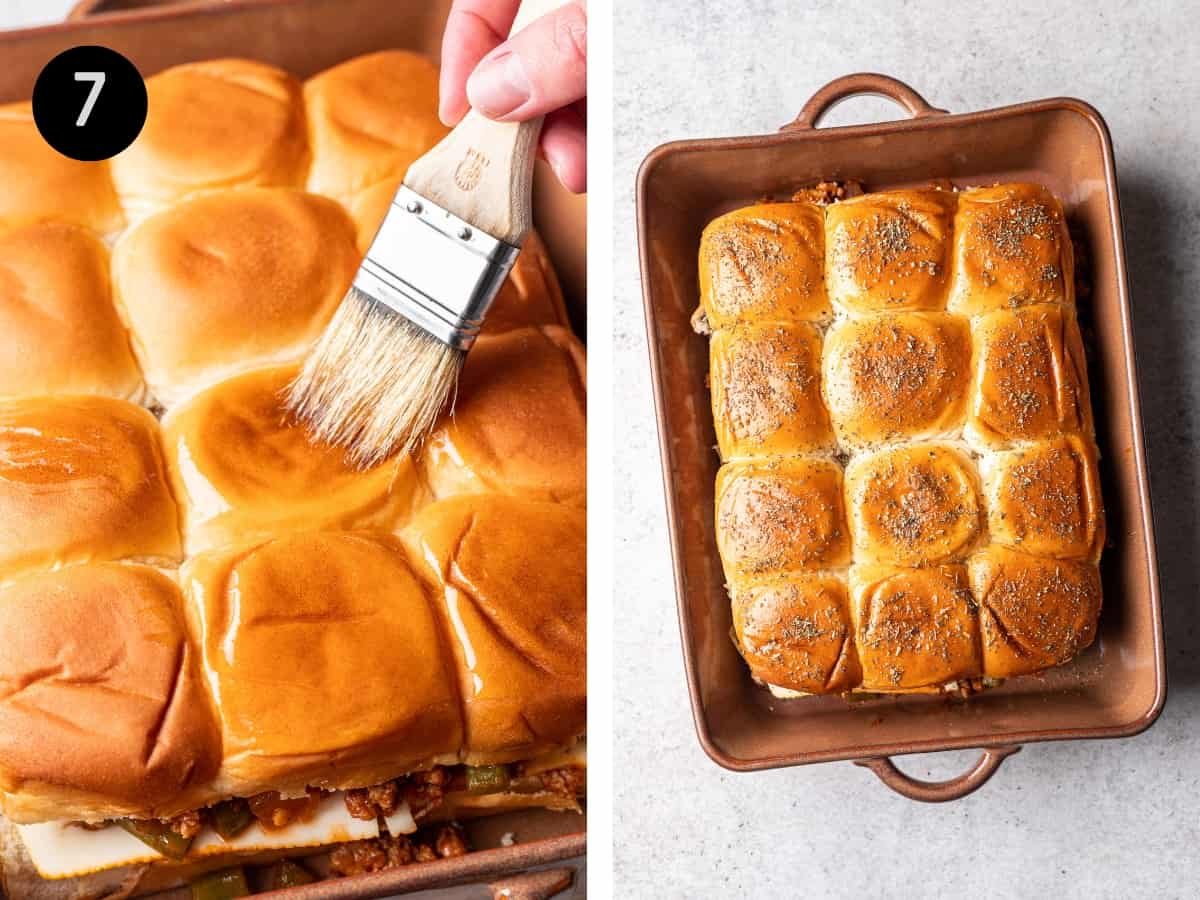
[[162, 365, 422, 555], [403, 496, 585, 765], [969, 545, 1101, 678], [182, 531, 462, 797], [0, 222, 141, 400], [844, 443, 983, 566], [0, 564, 220, 824], [710, 322, 834, 458], [715, 458, 849, 580], [110, 60, 308, 220], [731, 573, 860, 694], [304, 51, 449, 205], [0, 103, 123, 237], [822, 312, 971, 448], [0, 396, 180, 582], [112, 188, 360, 406], [849, 563, 981, 691], [348, 180, 569, 333], [966, 304, 1092, 448], [947, 183, 1073, 316], [421, 327, 586, 504], [698, 201, 831, 330], [981, 434, 1105, 561], [825, 189, 956, 313]]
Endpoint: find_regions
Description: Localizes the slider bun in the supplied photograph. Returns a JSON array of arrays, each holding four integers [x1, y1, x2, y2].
[[844, 443, 982, 566], [822, 312, 970, 449], [304, 50, 448, 205], [731, 573, 860, 694], [698, 201, 831, 329], [182, 531, 463, 798], [112, 188, 360, 406], [981, 434, 1105, 561], [825, 188, 956, 313], [0, 103, 123, 237], [0, 222, 141, 400], [348, 179, 569, 331], [421, 327, 586, 504], [970, 545, 1101, 678], [715, 458, 849, 581], [849, 563, 981, 692], [0, 396, 180, 583], [947, 183, 1073, 316], [110, 59, 308, 220], [161, 365, 422, 555], [967, 304, 1092, 448], [0, 564, 220, 824], [710, 321, 834, 459], [403, 496, 585, 765]]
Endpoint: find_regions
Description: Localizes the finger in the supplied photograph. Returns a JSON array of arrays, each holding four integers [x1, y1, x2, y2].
[[466, 1, 587, 122], [439, 0, 520, 125], [540, 102, 586, 193]]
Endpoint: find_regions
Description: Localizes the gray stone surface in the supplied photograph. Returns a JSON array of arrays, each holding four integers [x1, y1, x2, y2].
[[614, 2, 1199, 897]]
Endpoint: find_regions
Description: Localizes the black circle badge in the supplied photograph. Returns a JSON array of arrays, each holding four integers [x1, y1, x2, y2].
[[32, 45, 147, 162]]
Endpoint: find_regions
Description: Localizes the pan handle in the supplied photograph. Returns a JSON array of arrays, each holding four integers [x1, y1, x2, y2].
[[780, 73, 948, 132], [854, 745, 1021, 802]]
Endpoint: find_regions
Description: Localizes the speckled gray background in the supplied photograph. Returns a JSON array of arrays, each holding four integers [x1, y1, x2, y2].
[[614, 1, 1199, 897]]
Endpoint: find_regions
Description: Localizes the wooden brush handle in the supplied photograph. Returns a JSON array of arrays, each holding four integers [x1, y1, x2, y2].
[[405, 0, 566, 246]]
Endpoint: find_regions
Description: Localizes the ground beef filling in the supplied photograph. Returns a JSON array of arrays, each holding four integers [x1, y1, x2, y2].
[[167, 810, 204, 840], [537, 766, 586, 799], [329, 826, 469, 877]]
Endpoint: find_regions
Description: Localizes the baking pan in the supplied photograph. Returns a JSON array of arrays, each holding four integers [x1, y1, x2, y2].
[[637, 73, 1165, 801], [0, 1, 585, 896]]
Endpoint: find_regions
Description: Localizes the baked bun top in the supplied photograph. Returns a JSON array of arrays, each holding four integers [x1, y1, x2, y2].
[[0, 103, 123, 237], [849, 563, 981, 692], [304, 50, 448, 204], [0, 564, 220, 824], [825, 188, 955, 314], [698, 201, 831, 330], [403, 495, 586, 765], [967, 304, 1092, 448], [112, 188, 360, 406], [844, 443, 982, 567], [970, 545, 1102, 678], [0, 396, 179, 583], [182, 531, 463, 796], [822, 312, 971, 448], [422, 326, 586, 504], [710, 321, 835, 459], [110, 59, 308, 219], [162, 364, 421, 554], [715, 457, 849, 580], [0, 222, 141, 401], [947, 183, 1073, 316], [731, 573, 860, 695]]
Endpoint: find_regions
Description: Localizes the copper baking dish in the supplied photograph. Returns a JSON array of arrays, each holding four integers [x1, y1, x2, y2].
[[637, 73, 1165, 802], [0, 1, 585, 897]]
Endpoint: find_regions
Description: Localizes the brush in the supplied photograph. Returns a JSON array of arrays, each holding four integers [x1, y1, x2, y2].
[[288, 0, 559, 469]]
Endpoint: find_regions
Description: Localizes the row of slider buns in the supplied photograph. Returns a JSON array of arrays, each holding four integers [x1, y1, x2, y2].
[[0, 50, 586, 882], [700, 183, 1104, 695]]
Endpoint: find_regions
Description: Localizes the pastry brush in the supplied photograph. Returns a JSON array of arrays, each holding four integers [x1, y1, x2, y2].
[[288, 0, 558, 469]]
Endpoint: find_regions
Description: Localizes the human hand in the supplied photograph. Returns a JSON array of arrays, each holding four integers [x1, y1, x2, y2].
[[439, 0, 587, 193]]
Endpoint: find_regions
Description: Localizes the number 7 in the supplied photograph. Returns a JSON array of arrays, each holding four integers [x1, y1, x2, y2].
[[74, 71, 105, 127]]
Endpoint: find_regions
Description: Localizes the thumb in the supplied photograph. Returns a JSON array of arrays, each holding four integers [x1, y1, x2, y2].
[[465, 1, 586, 122]]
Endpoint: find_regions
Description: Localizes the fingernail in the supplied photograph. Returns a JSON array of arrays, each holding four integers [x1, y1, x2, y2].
[[466, 51, 531, 119]]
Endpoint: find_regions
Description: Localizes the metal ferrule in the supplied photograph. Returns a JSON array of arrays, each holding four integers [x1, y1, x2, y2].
[[354, 185, 521, 350]]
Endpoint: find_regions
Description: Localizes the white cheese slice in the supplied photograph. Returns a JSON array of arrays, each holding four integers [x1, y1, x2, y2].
[[189, 793, 385, 857], [15, 821, 161, 880], [519, 740, 587, 776], [15, 792, 404, 879]]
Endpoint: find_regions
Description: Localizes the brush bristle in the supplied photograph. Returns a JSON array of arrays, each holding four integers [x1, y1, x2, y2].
[[287, 286, 464, 470]]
